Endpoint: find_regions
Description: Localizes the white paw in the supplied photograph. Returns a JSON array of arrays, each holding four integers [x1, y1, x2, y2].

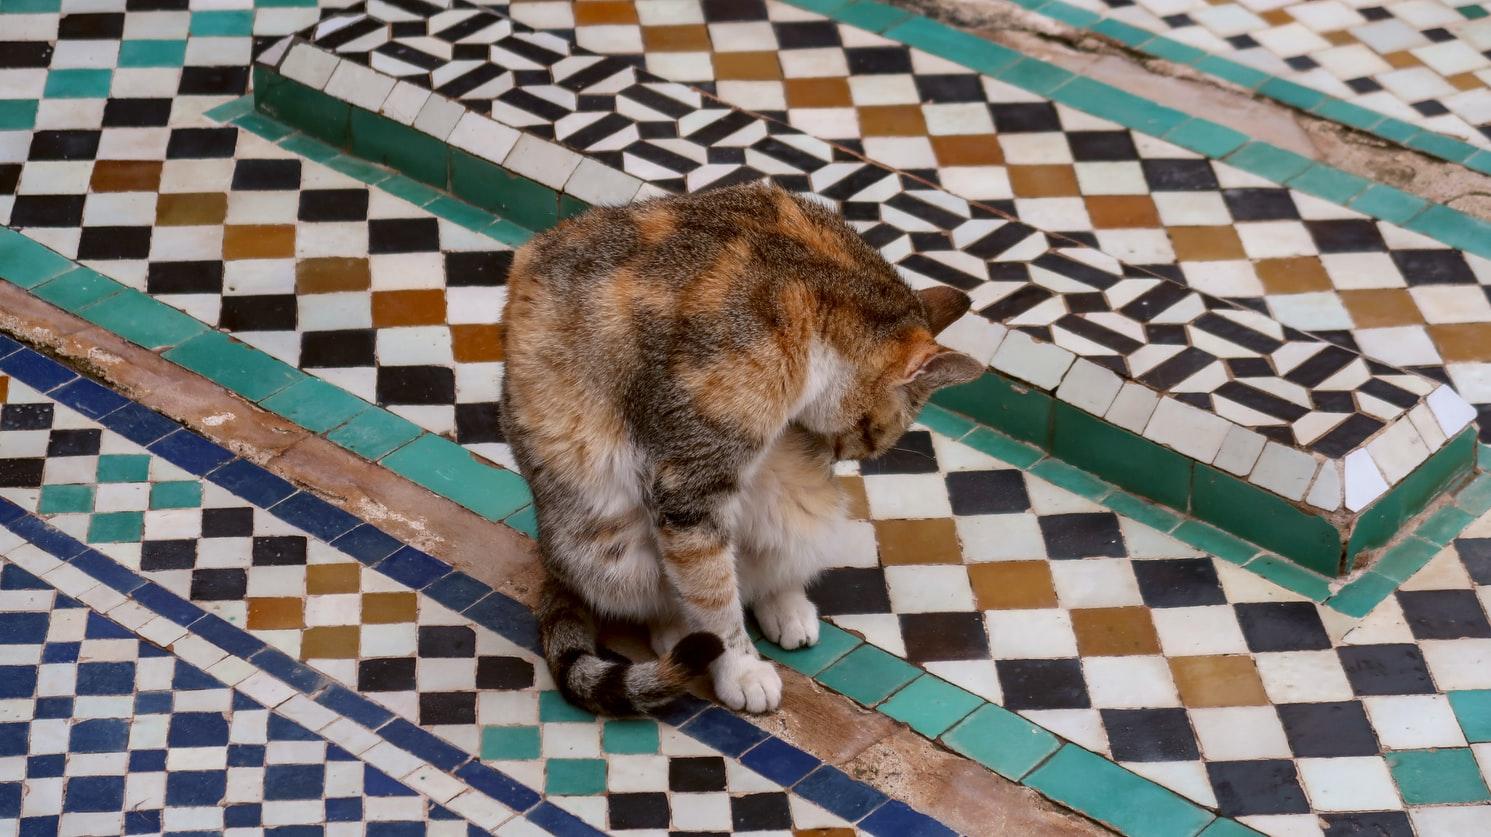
[[711, 652, 782, 714], [649, 620, 688, 657], [754, 591, 820, 651]]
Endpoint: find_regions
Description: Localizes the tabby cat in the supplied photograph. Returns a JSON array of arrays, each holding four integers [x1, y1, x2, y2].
[[500, 182, 983, 714]]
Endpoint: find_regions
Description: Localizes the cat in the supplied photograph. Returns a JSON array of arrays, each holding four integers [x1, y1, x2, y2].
[[499, 182, 983, 714]]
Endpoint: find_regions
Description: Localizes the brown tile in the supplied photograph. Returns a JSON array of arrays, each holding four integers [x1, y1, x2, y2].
[[0, 377, 7, 403], [155, 192, 226, 226], [1383, 51, 1420, 69], [1007, 165, 1080, 198], [713, 51, 782, 80], [872, 518, 961, 565], [223, 225, 295, 260], [1168, 226, 1245, 261], [306, 563, 361, 595], [929, 134, 1003, 166], [857, 105, 927, 137], [362, 592, 418, 624], [371, 289, 447, 328], [91, 160, 162, 192], [642, 24, 710, 52], [1261, 9, 1291, 24], [1070, 607, 1160, 656], [297, 257, 371, 293], [1429, 323, 1491, 362], [1255, 256, 1331, 293], [1086, 195, 1160, 229], [452, 324, 504, 362], [838, 476, 870, 520], [1169, 655, 1268, 707], [247, 597, 303, 630], [785, 77, 853, 108], [1341, 289, 1422, 328], [574, 0, 637, 24], [1323, 30, 1354, 45], [301, 625, 360, 659], [1449, 72, 1483, 91], [968, 561, 1057, 610]]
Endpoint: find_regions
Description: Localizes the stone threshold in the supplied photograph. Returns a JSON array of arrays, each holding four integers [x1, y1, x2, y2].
[[248, 2, 1479, 579]]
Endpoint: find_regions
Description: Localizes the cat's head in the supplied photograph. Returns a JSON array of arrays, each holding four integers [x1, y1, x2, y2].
[[823, 286, 985, 461]]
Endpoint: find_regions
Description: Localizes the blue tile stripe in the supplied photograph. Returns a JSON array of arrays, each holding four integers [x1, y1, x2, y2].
[[0, 342, 955, 837]]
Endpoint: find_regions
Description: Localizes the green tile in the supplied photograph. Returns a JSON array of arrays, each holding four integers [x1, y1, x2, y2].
[[755, 620, 859, 675], [817, 644, 921, 706], [484, 218, 536, 246], [603, 720, 659, 754], [1224, 142, 1313, 183], [88, 511, 144, 544], [784, 0, 851, 14], [1373, 536, 1441, 583], [378, 173, 443, 207], [32, 267, 125, 311], [348, 107, 448, 187], [38, 484, 94, 515], [325, 409, 423, 461], [915, 402, 976, 440], [203, 95, 254, 124], [1405, 130, 1478, 163], [149, 481, 202, 510], [940, 703, 1060, 781], [44, 69, 112, 99], [1310, 98, 1386, 131], [1325, 572, 1397, 618], [381, 434, 533, 521], [1243, 554, 1331, 602], [1481, 443, 1491, 471], [1035, 1, 1101, 27], [960, 427, 1042, 469], [1091, 18, 1153, 46], [998, 58, 1077, 96], [1387, 748, 1491, 804], [425, 196, 495, 232], [1406, 205, 1491, 260], [1199, 818, 1265, 836], [0, 0, 61, 11], [1192, 465, 1341, 577], [76, 289, 207, 350], [1055, 77, 1187, 136], [539, 690, 595, 722], [558, 194, 591, 221], [1102, 491, 1182, 533], [503, 505, 539, 539], [1051, 400, 1190, 509], [1349, 184, 1429, 226], [1258, 77, 1326, 110], [1372, 117, 1419, 142], [1347, 428, 1476, 562], [278, 132, 340, 163], [930, 372, 1051, 446], [1140, 37, 1204, 64], [0, 99, 38, 130], [117, 40, 188, 68], [833, 0, 910, 32], [450, 150, 560, 233], [1029, 459, 1109, 501], [1461, 4, 1490, 19], [1449, 690, 1491, 743], [233, 112, 293, 142], [883, 17, 1022, 75], [189, 10, 252, 36], [253, 69, 350, 147], [546, 759, 607, 796], [97, 454, 150, 483], [1417, 505, 1475, 545], [1192, 55, 1269, 89], [1173, 520, 1257, 565], [260, 378, 371, 434], [480, 725, 540, 760], [1468, 149, 1491, 177], [1163, 119, 1249, 158], [323, 154, 390, 185], [878, 675, 982, 738], [0, 227, 73, 287], [1026, 745, 1214, 837], [1287, 165, 1370, 204], [1456, 473, 1491, 517], [164, 331, 304, 402]]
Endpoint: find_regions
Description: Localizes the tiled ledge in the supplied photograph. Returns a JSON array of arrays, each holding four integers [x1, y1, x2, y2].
[[250, 2, 1481, 577]]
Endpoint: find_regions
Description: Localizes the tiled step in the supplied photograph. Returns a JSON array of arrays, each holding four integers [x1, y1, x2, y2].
[[250, 0, 1482, 578]]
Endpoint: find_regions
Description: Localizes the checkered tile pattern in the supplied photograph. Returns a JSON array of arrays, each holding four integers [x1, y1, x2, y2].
[[0, 567, 470, 834], [821, 424, 1491, 833]]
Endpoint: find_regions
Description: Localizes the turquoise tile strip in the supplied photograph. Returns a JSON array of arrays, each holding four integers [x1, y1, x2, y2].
[[996, 0, 1491, 180], [799, 0, 1491, 262]]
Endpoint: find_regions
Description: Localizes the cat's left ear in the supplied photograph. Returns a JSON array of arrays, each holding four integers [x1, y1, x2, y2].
[[918, 285, 971, 335], [904, 345, 984, 392]]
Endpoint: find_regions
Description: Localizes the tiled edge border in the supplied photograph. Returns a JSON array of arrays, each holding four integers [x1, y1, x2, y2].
[[786, 0, 1491, 262], [0, 335, 964, 837], [246, 43, 1482, 580], [995, 0, 1491, 177]]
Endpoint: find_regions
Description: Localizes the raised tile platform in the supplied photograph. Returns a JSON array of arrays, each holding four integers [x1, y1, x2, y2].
[[248, 0, 1481, 576]]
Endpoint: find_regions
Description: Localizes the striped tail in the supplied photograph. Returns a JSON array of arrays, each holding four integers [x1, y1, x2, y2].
[[538, 577, 724, 715]]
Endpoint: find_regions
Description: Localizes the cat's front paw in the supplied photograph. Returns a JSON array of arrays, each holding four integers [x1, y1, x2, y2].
[[711, 652, 782, 714], [754, 590, 820, 650]]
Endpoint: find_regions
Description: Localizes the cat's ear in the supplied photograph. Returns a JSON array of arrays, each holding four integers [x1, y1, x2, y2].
[[917, 285, 971, 335], [903, 345, 984, 391]]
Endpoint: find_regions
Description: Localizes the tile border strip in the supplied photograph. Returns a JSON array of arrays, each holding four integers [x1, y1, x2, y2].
[[0, 335, 962, 837], [787, 0, 1491, 262]]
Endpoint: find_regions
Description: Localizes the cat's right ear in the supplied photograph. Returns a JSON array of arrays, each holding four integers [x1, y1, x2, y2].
[[917, 285, 971, 335], [904, 346, 984, 392]]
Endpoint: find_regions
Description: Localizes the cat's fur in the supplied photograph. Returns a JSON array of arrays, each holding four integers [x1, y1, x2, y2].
[[500, 182, 983, 714]]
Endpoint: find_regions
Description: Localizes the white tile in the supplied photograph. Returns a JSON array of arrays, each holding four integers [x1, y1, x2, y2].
[[504, 133, 583, 190], [380, 81, 430, 126], [956, 513, 1046, 562], [1420, 638, 1491, 690], [1410, 806, 1491, 836], [1427, 384, 1477, 437], [1021, 708, 1108, 753], [257, 36, 292, 67], [937, 315, 1004, 367], [1190, 707, 1293, 760], [1255, 650, 1355, 702], [447, 112, 521, 164], [1212, 425, 1266, 476], [1082, 656, 1179, 708], [862, 473, 952, 519], [1362, 695, 1467, 749], [986, 609, 1077, 658], [990, 329, 1074, 391], [1144, 397, 1230, 463], [1296, 757, 1401, 811], [1054, 358, 1123, 417], [1151, 606, 1249, 655], [562, 157, 642, 207], [1366, 418, 1430, 484], [1048, 558, 1144, 608], [324, 59, 395, 112], [1343, 448, 1389, 512], [279, 43, 339, 89], [1305, 461, 1341, 512], [1126, 761, 1216, 808], [413, 94, 466, 141], [1104, 382, 1160, 434], [1248, 443, 1318, 502], [884, 565, 973, 613]]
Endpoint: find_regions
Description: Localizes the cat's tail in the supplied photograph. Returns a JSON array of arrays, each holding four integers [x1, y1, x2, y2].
[[538, 577, 724, 715]]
